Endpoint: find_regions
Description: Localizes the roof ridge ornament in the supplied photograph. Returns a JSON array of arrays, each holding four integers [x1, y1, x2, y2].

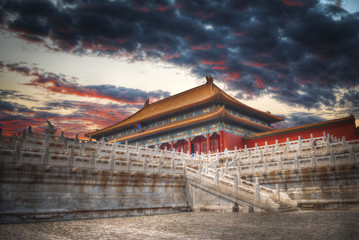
[[206, 75, 213, 84], [144, 98, 150, 107]]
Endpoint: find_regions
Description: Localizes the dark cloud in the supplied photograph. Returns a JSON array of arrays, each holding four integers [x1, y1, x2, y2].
[[272, 112, 327, 129], [0, 0, 358, 121], [3, 63, 170, 104]]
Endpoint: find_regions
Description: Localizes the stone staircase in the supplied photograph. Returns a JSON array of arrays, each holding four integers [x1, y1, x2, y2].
[[185, 166, 299, 212]]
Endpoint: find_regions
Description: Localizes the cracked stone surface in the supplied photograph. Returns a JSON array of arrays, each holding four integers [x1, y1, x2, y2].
[[1, 210, 359, 240]]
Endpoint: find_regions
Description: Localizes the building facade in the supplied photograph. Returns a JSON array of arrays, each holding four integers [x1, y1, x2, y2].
[[86, 76, 283, 154]]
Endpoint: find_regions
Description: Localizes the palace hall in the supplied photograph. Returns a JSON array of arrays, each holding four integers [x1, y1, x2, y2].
[[86, 76, 284, 154]]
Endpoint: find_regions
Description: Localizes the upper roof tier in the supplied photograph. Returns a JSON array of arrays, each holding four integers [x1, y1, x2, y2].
[[86, 77, 284, 137]]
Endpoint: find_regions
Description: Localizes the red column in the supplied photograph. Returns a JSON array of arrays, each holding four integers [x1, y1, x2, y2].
[[188, 137, 191, 155], [223, 132, 227, 150], [206, 133, 210, 154], [171, 141, 174, 151], [220, 130, 224, 152]]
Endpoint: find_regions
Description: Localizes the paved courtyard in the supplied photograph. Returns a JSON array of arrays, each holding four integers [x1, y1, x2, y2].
[[1, 210, 359, 240]]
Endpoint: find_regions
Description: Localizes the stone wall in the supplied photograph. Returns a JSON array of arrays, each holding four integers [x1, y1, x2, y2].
[[243, 165, 359, 209], [0, 162, 189, 223]]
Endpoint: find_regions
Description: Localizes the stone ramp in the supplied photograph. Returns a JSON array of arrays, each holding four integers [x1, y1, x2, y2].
[[185, 166, 298, 212]]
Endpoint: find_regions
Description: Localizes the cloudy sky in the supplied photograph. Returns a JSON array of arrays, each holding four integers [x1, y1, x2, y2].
[[0, 0, 358, 138]]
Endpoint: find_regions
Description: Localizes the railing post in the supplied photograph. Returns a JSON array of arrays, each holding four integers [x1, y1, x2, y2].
[[279, 155, 283, 170], [225, 159, 229, 174], [255, 177, 260, 202], [275, 139, 279, 151], [215, 169, 219, 185], [43, 145, 50, 165], [110, 153, 114, 171], [220, 166, 224, 179], [237, 172, 241, 186], [298, 136, 302, 157], [250, 157, 254, 174], [350, 145, 356, 164], [171, 159, 175, 176], [294, 153, 299, 169], [91, 151, 95, 169], [311, 150, 317, 168], [276, 184, 280, 201], [264, 157, 268, 172], [342, 136, 348, 149], [330, 149, 335, 166], [326, 138, 331, 155], [143, 159, 148, 172], [69, 148, 74, 167], [14, 140, 21, 163], [233, 174, 238, 193]]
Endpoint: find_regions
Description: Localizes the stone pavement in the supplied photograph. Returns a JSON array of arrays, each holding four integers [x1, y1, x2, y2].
[[1, 210, 359, 240]]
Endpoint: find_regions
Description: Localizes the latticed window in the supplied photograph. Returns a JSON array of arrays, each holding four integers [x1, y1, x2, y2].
[[210, 139, 216, 152], [201, 141, 207, 153]]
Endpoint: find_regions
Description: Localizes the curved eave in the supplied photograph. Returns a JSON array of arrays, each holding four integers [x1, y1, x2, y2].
[[223, 110, 275, 132], [112, 106, 274, 142], [86, 93, 219, 138], [217, 90, 284, 123], [112, 106, 225, 142]]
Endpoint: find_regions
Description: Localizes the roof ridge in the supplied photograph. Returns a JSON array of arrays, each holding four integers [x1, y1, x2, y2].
[[145, 81, 216, 107]]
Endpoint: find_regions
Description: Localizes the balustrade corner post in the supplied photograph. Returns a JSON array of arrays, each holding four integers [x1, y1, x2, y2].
[[279, 155, 283, 170], [237, 172, 241, 186], [14, 140, 21, 163], [255, 177, 260, 202], [110, 153, 114, 171], [294, 153, 299, 169], [215, 169, 219, 185], [265, 141, 268, 151], [128, 154, 132, 171], [44, 133, 49, 148], [69, 148, 75, 167], [90, 151, 95, 169], [311, 150, 317, 168], [143, 159, 148, 172], [255, 143, 258, 154], [275, 139, 279, 151], [220, 166, 224, 179], [233, 174, 238, 193], [330, 149, 335, 166], [350, 145, 356, 164], [80, 142, 85, 155], [28, 126, 33, 138], [171, 159, 175, 176], [250, 158, 254, 174], [264, 157, 268, 172], [276, 184, 280, 201], [158, 158, 162, 174], [326, 138, 330, 155], [43, 145, 50, 165], [342, 136, 348, 149]]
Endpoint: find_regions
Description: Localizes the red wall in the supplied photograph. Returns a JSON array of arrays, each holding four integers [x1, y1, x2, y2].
[[224, 132, 243, 150], [243, 119, 358, 148]]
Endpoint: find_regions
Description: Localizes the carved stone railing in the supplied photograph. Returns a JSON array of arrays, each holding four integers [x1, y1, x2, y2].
[[185, 165, 296, 211], [204, 133, 359, 177], [0, 127, 189, 176]]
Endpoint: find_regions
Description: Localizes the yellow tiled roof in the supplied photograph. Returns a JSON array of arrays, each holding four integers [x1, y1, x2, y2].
[[86, 80, 283, 137], [109, 106, 275, 142]]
